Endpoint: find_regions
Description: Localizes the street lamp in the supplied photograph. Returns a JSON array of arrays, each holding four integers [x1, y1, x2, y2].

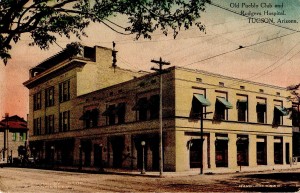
[[199, 109, 213, 175], [141, 141, 146, 174], [32, 147, 36, 163], [50, 146, 55, 168], [99, 144, 104, 172], [79, 144, 82, 170]]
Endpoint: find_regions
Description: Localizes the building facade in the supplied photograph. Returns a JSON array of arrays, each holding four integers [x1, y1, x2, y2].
[[0, 115, 28, 162], [24, 45, 293, 172]]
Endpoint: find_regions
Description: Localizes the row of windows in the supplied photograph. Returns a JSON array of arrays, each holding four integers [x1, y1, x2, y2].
[[12, 132, 27, 142], [33, 80, 70, 111], [192, 93, 288, 126], [33, 95, 160, 135], [33, 111, 70, 135], [83, 94, 160, 128]]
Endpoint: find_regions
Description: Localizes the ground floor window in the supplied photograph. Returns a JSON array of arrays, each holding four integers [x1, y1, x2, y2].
[[215, 135, 228, 167], [237, 136, 249, 166], [189, 139, 202, 168], [257, 137, 267, 165], [274, 138, 283, 164]]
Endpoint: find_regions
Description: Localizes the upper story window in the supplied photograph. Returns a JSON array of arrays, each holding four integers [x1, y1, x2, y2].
[[256, 98, 267, 124], [80, 108, 99, 128], [45, 86, 55, 107], [59, 80, 70, 102], [190, 92, 211, 118], [19, 132, 26, 142], [102, 105, 116, 125], [273, 100, 288, 127], [236, 95, 248, 122], [133, 97, 148, 121], [33, 92, 42, 110], [45, 114, 54, 134], [214, 92, 232, 121], [12, 133, 17, 141], [117, 103, 126, 124], [149, 95, 160, 119], [291, 104, 300, 127], [59, 110, 70, 132], [33, 117, 42, 135]]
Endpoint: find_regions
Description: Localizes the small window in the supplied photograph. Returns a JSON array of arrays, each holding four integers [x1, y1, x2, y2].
[[259, 89, 264, 93], [33, 92, 42, 110], [59, 80, 70, 102], [219, 82, 224, 87], [45, 87, 55, 107], [240, 86, 245, 90], [196, 78, 202, 83], [276, 92, 280, 96], [59, 111, 70, 132]]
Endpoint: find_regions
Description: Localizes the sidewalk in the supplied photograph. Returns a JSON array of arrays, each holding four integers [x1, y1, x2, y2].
[[54, 163, 300, 178]]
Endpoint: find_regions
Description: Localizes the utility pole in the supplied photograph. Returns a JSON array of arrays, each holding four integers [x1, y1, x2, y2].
[[151, 57, 170, 177], [3, 113, 9, 162]]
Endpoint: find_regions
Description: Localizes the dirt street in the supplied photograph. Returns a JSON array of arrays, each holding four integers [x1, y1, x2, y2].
[[0, 168, 299, 192]]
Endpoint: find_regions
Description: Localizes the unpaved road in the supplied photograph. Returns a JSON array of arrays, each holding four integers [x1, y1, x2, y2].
[[0, 167, 299, 192]]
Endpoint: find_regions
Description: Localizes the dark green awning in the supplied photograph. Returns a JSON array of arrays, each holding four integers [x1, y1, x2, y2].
[[274, 106, 289, 116], [193, 94, 211, 106], [217, 98, 233, 109]]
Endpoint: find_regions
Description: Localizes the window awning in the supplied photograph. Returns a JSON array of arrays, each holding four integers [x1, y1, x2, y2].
[[102, 106, 116, 116], [217, 98, 233, 109], [193, 94, 211, 106], [274, 106, 289, 116]]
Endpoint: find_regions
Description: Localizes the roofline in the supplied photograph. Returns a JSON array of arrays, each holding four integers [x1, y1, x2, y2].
[[174, 66, 287, 90]]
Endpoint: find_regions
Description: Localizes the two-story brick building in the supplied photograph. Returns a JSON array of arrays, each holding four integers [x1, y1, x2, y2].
[[0, 115, 28, 162], [24, 45, 293, 172]]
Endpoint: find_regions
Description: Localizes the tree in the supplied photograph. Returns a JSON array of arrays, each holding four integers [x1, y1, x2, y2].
[[0, 0, 210, 65]]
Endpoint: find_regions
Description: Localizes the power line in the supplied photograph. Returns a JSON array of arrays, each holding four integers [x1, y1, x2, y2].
[[181, 30, 297, 68]]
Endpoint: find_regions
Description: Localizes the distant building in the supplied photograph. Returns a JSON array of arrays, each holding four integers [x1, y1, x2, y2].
[[24, 45, 293, 172], [291, 102, 300, 157], [0, 115, 28, 162]]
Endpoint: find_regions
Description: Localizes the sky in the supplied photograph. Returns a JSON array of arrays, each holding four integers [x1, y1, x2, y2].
[[1, 0, 300, 119]]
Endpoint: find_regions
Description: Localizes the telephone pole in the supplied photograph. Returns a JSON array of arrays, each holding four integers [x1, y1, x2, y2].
[[151, 57, 170, 177]]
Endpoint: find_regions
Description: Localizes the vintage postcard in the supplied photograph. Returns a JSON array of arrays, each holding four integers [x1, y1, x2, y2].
[[0, 0, 300, 192]]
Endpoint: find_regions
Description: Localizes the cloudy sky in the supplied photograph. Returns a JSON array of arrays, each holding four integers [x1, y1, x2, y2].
[[1, 0, 300, 119]]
